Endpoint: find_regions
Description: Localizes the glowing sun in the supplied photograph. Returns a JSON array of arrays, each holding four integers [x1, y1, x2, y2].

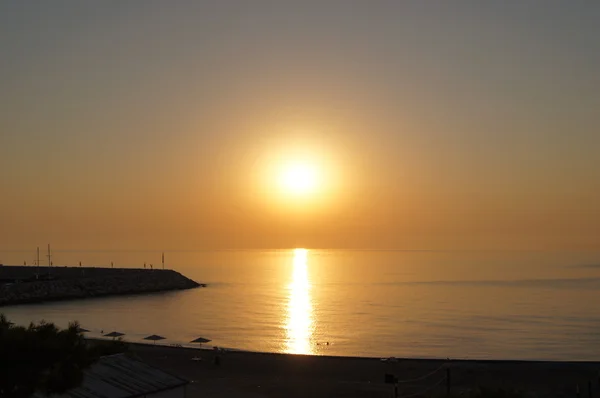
[[280, 162, 319, 195]]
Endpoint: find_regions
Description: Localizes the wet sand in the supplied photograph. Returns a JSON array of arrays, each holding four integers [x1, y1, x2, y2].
[[125, 342, 600, 398]]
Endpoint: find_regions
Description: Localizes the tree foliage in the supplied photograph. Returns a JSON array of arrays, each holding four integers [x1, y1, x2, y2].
[[0, 314, 123, 398]]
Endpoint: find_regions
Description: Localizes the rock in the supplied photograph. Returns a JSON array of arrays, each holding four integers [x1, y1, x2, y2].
[[0, 267, 203, 306]]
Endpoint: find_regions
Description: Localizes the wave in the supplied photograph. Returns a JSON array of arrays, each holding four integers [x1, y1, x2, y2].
[[412, 276, 600, 288], [334, 277, 600, 290]]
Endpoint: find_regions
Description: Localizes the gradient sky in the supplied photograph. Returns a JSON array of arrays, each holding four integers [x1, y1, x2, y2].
[[1, 1, 599, 251]]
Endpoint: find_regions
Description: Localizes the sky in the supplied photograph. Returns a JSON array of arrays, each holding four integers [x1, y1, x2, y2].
[[1, 1, 599, 251]]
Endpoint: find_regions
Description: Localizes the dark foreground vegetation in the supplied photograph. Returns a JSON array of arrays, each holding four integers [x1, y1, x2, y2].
[[0, 314, 127, 398]]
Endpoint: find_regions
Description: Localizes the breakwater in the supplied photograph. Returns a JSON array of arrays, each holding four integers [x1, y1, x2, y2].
[[0, 265, 203, 306]]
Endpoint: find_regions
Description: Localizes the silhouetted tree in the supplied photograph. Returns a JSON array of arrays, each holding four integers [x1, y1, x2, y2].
[[0, 314, 118, 398]]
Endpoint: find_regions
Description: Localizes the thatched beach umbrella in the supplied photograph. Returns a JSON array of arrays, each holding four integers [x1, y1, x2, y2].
[[143, 334, 166, 345], [190, 337, 211, 348], [104, 331, 125, 340]]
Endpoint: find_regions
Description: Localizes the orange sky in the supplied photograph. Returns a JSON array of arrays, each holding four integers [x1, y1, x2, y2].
[[1, 2, 599, 251]]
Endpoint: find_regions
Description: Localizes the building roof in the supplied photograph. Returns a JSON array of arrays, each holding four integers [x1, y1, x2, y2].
[[35, 354, 188, 398]]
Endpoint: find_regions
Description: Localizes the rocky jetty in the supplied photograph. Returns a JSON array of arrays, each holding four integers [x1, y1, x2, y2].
[[0, 266, 203, 306]]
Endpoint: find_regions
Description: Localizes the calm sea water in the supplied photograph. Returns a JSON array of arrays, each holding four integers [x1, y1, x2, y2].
[[2, 250, 600, 361]]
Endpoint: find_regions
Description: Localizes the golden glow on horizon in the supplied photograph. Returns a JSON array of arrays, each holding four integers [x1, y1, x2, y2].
[[285, 248, 313, 354]]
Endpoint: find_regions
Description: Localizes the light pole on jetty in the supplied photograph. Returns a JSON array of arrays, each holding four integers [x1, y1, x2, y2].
[[46, 244, 53, 277], [47, 244, 52, 267], [162, 252, 165, 270], [36, 247, 40, 274]]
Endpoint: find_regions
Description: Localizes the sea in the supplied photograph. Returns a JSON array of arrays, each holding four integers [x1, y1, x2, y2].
[[2, 249, 600, 361]]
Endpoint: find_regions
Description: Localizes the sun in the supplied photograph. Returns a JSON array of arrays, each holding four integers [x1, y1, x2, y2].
[[280, 162, 318, 195]]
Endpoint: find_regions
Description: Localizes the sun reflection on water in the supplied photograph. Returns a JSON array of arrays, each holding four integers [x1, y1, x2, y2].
[[285, 248, 313, 354]]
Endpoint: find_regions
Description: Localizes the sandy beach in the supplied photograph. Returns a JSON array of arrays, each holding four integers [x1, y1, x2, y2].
[[121, 342, 600, 398]]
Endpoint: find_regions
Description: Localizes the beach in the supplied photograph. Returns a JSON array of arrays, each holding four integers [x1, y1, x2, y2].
[[126, 342, 600, 398]]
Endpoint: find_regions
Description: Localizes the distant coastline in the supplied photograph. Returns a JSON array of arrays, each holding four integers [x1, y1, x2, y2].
[[0, 265, 204, 306]]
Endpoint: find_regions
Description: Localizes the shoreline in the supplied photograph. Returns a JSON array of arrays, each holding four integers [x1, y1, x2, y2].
[[91, 337, 600, 365]]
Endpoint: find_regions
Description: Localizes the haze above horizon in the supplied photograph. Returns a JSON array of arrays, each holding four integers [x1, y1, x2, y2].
[[1, 2, 599, 251]]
